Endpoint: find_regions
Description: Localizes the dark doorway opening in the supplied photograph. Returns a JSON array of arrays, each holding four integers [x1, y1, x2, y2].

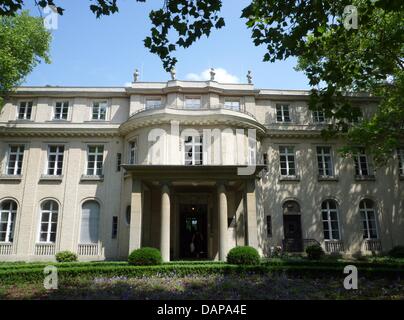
[[283, 215, 303, 252], [179, 204, 208, 259]]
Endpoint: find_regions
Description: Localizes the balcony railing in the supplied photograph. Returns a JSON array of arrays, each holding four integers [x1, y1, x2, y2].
[[0, 243, 14, 255], [325, 240, 345, 253], [35, 243, 55, 256], [130, 104, 257, 120], [78, 243, 99, 256], [363, 239, 382, 252]]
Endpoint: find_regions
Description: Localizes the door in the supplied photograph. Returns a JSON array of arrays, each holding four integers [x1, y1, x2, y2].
[[283, 215, 303, 252], [179, 204, 208, 259]]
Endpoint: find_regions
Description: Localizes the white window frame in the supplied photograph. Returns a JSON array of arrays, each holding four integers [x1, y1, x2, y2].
[[38, 201, 58, 244], [354, 149, 371, 176], [0, 201, 17, 243], [46, 145, 65, 176], [184, 135, 203, 165], [321, 200, 341, 241], [317, 146, 334, 177], [224, 99, 241, 111], [17, 101, 33, 120], [6, 145, 25, 176], [86, 145, 104, 176], [279, 146, 296, 177], [128, 139, 138, 165], [360, 200, 379, 240], [276, 104, 291, 123], [91, 101, 108, 120], [312, 110, 326, 123], [145, 99, 162, 110], [184, 97, 201, 109], [397, 148, 404, 176], [53, 101, 69, 120]]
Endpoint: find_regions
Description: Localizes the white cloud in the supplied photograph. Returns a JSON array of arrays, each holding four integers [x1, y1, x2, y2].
[[186, 68, 240, 83]]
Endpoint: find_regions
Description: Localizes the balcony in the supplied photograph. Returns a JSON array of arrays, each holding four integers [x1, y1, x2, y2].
[[35, 243, 55, 256], [363, 239, 382, 252], [78, 243, 100, 256], [0, 243, 14, 255], [325, 240, 345, 253]]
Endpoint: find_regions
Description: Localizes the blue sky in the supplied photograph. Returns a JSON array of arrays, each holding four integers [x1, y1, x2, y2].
[[23, 0, 310, 89]]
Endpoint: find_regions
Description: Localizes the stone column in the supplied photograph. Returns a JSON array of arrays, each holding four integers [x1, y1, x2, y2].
[[217, 183, 228, 261], [245, 180, 259, 249], [160, 183, 171, 262], [129, 179, 143, 252]]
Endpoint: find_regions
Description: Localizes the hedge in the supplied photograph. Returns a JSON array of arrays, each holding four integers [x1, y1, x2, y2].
[[0, 263, 403, 285]]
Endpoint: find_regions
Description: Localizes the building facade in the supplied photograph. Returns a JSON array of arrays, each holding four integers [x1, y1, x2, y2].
[[0, 79, 403, 262]]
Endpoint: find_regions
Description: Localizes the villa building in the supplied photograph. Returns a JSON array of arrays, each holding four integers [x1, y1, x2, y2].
[[0, 77, 403, 261]]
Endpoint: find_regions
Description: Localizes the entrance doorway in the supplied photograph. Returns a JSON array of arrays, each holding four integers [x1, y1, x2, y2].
[[179, 204, 208, 259], [283, 215, 303, 252]]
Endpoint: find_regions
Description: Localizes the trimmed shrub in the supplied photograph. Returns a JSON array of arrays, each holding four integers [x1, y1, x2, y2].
[[306, 245, 325, 260], [227, 246, 260, 265], [388, 246, 404, 258], [55, 251, 78, 263], [128, 247, 162, 266]]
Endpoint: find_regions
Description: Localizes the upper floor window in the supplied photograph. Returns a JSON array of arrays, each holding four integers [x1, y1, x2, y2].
[[354, 149, 372, 177], [276, 104, 291, 122], [312, 110, 326, 123], [146, 99, 162, 110], [317, 146, 334, 177], [224, 100, 240, 111], [129, 140, 138, 164], [86, 145, 104, 176], [321, 200, 341, 240], [46, 145, 64, 176], [92, 101, 107, 120], [397, 148, 404, 176], [185, 98, 201, 109], [350, 107, 363, 124], [18, 101, 33, 120], [54, 101, 69, 120], [184, 135, 203, 165], [0, 200, 17, 243], [6, 145, 24, 176], [279, 146, 296, 177], [360, 199, 378, 240], [38, 200, 58, 243]]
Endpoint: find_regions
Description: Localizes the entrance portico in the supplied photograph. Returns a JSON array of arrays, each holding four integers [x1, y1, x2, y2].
[[123, 165, 264, 261]]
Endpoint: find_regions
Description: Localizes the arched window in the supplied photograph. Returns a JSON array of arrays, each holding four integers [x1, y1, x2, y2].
[[39, 200, 59, 243], [321, 200, 340, 240], [360, 199, 378, 239], [283, 200, 300, 214], [80, 201, 100, 244], [0, 200, 17, 243]]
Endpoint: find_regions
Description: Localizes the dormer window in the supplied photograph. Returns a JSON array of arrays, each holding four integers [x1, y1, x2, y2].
[[224, 100, 240, 111], [146, 99, 162, 110], [312, 110, 326, 123], [54, 101, 69, 120], [92, 101, 107, 120], [276, 104, 291, 122], [185, 98, 201, 109], [18, 101, 33, 120]]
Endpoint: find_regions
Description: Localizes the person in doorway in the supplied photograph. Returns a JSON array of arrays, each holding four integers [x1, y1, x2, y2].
[[192, 228, 204, 258]]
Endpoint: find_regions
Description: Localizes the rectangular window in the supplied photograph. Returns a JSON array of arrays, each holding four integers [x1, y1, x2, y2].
[[146, 99, 162, 110], [185, 98, 201, 109], [266, 215, 272, 238], [112, 216, 118, 239], [279, 146, 296, 177], [224, 100, 240, 111], [6, 145, 25, 176], [354, 149, 371, 176], [129, 140, 137, 164], [397, 148, 404, 176], [18, 101, 33, 120], [184, 135, 203, 165], [92, 101, 107, 120], [86, 146, 104, 176], [322, 201, 340, 240], [276, 104, 291, 122], [54, 101, 69, 120], [317, 146, 333, 177], [351, 107, 363, 124], [312, 110, 326, 123], [116, 153, 122, 172], [47, 145, 64, 176]]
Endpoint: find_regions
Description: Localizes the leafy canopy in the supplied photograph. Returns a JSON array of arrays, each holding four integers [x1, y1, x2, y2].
[[0, 11, 51, 105]]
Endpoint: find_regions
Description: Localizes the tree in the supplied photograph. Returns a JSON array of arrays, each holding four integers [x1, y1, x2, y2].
[[0, 11, 51, 106], [1, 0, 403, 164]]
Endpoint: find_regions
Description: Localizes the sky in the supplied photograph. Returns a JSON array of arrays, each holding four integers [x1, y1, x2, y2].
[[22, 0, 310, 89]]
